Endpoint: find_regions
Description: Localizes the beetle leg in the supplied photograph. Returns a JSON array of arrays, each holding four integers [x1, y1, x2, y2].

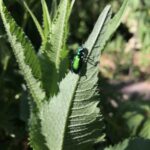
[[85, 57, 99, 66]]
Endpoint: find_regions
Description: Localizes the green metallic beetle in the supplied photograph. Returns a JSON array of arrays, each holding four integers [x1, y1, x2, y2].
[[71, 47, 88, 74]]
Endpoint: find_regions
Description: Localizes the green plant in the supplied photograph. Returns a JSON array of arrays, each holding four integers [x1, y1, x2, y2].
[[0, 0, 130, 149]]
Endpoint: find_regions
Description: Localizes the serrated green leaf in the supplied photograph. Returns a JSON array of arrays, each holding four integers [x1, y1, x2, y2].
[[28, 103, 48, 150], [38, 0, 129, 148], [84, 5, 112, 56], [45, 0, 73, 69], [40, 0, 74, 96], [23, 1, 45, 41], [50, 0, 57, 20], [87, 0, 129, 54], [39, 5, 112, 150], [0, 0, 46, 107], [41, 0, 51, 37]]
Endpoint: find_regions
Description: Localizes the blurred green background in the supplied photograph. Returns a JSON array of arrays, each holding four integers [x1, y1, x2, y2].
[[0, 0, 150, 149]]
